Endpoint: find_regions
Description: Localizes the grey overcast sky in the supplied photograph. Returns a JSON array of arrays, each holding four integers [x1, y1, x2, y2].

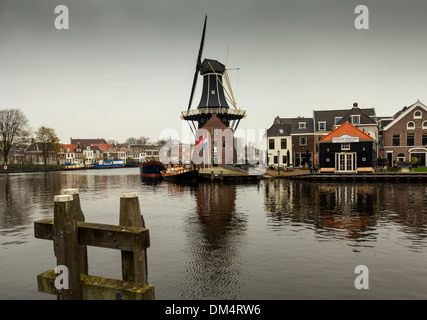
[[1, 0, 427, 143]]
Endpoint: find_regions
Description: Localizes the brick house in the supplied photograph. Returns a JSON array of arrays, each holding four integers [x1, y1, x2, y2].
[[24, 142, 58, 165], [382, 100, 427, 167]]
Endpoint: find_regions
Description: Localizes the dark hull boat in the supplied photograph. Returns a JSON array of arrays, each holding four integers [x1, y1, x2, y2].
[[140, 161, 166, 178], [161, 165, 199, 182]]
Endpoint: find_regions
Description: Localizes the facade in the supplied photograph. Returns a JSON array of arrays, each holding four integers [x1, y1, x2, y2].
[[382, 101, 427, 167], [24, 142, 58, 165], [313, 103, 377, 165], [318, 122, 377, 173], [269, 116, 314, 167], [266, 122, 292, 167]]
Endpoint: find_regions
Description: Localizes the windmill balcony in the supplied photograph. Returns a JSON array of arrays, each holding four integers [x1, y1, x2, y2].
[[181, 108, 246, 120]]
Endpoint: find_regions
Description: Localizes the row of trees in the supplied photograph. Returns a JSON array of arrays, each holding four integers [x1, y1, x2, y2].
[[0, 109, 59, 165]]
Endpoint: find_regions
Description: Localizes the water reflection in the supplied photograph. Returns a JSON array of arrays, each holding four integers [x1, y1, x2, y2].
[[177, 181, 248, 299], [264, 179, 427, 248]]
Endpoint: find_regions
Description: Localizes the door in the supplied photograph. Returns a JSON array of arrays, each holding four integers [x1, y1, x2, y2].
[[336, 153, 356, 172]]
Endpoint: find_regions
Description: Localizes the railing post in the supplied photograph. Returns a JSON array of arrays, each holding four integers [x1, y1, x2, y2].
[[61, 188, 88, 275], [53, 194, 82, 300], [119, 192, 147, 285]]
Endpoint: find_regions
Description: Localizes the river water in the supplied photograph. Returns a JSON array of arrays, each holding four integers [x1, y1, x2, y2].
[[0, 168, 426, 299]]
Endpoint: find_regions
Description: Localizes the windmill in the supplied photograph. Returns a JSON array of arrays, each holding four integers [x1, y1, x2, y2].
[[181, 16, 246, 134]]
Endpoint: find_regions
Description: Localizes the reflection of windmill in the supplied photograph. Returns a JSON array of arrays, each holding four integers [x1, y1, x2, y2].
[[181, 16, 246, 134]]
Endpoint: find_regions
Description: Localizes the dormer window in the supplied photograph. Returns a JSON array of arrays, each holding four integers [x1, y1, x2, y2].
[[407, 121, 415, 130], [318, 121, 326, 131], [351, 115, 360, 125], [298, 122, 306, 129], [414, 110, 422, 119]]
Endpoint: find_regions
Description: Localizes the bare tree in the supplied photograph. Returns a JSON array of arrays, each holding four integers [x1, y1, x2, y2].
[[125, 137, 137, 145], [0, 109, 30, 165], [34, 126, 60, 165]]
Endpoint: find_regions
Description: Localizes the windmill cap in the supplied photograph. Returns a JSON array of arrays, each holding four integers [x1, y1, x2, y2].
[[200, 59, 225, 75]]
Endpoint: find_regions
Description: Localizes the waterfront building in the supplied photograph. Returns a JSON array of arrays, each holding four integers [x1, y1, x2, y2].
[[318, 122, 377, 173], [313, 102, 378, 165], [266, 122, 292, 167], [24, 142, 58, 165], [60, 144, 83, 165], [381, 100, 427, 167], [268, 117, 314, 167]]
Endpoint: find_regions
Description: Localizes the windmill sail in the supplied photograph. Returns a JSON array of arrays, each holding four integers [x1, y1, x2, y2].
[[187, 15, 207, 111]]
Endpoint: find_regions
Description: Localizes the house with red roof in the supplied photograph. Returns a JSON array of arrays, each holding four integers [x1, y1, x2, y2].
[[318, 122, 377, 173]]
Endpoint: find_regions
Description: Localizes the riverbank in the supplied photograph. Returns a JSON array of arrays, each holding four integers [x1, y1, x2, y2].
[[0, 164, 64, 174]]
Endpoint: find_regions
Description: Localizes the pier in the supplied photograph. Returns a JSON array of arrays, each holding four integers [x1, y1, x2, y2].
[[281, 172, 427, 182], [34, 189, 154, 300]]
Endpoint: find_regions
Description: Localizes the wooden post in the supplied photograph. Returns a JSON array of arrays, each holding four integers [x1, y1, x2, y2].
[[220, 169, 223, 181], [119, 192, 147, 285], [61, 188, 88, 275], [211, 169, 214, 181], [53, 194, 82, 300]]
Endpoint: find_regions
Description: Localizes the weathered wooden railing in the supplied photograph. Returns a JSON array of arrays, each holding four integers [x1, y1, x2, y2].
[[34, 189, 154, 300]]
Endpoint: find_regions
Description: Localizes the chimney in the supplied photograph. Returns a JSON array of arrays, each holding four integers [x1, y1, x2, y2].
[[353, 102, 358, 108]]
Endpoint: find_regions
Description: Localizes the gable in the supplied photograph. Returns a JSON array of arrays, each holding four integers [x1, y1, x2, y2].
[[320, 122, 373, 142], [383, 101, 427, 131]]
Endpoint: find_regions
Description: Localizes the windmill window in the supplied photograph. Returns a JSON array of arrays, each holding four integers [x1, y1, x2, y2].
[[211, 90, 216, 94]]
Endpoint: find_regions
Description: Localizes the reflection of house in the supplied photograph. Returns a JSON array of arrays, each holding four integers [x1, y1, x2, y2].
[[24, 142, 58, 165], [318, 122, 377, 173], [381, 100, 427, 166]]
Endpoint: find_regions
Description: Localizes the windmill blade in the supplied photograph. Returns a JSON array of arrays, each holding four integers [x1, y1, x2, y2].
[[187, 15, 207, 111]]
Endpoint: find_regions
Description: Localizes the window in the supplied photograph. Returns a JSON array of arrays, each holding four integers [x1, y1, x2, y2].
[[407, 121, 415, 130], [318, 121, 326, 131], [422, 134, 427, 146], [397, 153, 405, 163], [341, 143, 350, 150], [269, 139, 275, 150], [281, 139, 287, 149], [414, 110, 422, 119], [279, 129, 284, 134], [334, 117, 342, 125], [299, 137, 307, 146], [392, 134, 400, 146], [407, 133, 415, 146], [423, 121, 427, 129], [273, 156, 278, 164], [351, 115, 360, 125], [282, 155, 287, 164], [298, 122, 306, 129]]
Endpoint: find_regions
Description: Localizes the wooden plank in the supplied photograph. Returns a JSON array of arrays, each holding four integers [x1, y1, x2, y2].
[[61, 189, 88, 275], [53, 194, 82, 300], [34, 219, 150, 251], [37, 269, 155, 300], [119, 192, 148, 284]]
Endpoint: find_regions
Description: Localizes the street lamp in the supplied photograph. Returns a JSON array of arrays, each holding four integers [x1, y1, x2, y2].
[[277, 150, 280, 176]]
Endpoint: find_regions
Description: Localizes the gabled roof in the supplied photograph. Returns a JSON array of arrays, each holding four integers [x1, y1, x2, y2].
[[336, 105, 376, 125], [313, 103, 376, 131], [319, 122, 373, 142], [383, 100, 427, 131], [70, 138, 108, 145], [25, 142, 57, 152], [276, 117, 314, 134], [267, 123, 291, 137]]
